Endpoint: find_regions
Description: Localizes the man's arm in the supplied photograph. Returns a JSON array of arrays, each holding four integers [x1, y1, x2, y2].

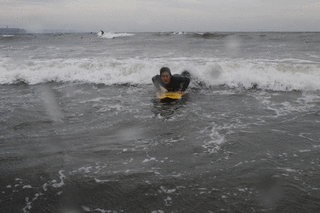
[[180, 76, 190, 91]]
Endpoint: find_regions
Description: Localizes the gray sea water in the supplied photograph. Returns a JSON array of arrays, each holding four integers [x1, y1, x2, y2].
[[1, 32, 320, 213]]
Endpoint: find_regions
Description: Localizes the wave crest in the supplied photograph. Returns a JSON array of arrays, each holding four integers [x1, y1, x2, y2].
[[1, 57, 319, 91]]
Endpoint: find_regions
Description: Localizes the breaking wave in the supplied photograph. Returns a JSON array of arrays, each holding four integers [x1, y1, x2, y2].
[[0, 57, 319, 91], [97, 31, 135, 39]]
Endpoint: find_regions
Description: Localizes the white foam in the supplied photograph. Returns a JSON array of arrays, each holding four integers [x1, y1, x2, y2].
[[194, 61, 320, 91], [200, 123, 225, 153], [52, 170, 65, 188], [160, 186, 176, 194], [299, 150, 311, 152], [94, 178, 110, 183], [98, 31, 134, 39], [22, 193, 41, 213], [78, 166, 92, 173], [1, 57, 319, 91], [142, 157, 156, 163], [79, 97, 109, 103]]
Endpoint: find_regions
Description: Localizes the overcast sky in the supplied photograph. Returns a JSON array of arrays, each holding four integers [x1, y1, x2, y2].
[[0, 0, 319, 32]]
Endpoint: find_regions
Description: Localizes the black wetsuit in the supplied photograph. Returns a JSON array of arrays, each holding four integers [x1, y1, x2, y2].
[[152, 74, 190, 92]]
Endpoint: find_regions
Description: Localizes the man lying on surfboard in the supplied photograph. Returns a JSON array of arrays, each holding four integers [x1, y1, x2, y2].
[[152, 67, 190, 96]]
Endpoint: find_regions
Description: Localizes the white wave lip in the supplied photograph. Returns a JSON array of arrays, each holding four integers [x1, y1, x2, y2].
[[1, 35, 15, 37], [0, 57, 320, 91], [0, 57, 159, 85], [192, 61, 320, 91]]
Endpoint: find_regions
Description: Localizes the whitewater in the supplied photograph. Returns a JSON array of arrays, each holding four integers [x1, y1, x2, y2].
[[1, 32, 320, 213], [1, 32, 320, 90]]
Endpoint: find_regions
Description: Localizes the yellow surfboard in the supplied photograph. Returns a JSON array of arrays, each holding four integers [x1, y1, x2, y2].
[[157, 91, 182, 100]]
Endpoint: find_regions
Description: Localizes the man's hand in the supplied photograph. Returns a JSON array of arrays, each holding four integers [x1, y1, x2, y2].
[[177, 91, 185, 96]]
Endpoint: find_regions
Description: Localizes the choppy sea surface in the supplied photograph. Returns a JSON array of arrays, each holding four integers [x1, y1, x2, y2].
[[1, 31, 320, 213]]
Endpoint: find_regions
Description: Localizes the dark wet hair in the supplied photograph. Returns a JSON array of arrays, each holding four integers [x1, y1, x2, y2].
[[160, 67, 172, 76]]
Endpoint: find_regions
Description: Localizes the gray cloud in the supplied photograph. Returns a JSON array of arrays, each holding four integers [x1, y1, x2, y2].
[[0, 0, 319, 32]]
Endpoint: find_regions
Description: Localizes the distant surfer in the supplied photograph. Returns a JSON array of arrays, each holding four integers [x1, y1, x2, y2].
[[152, 67, 190, 96], [101, 30, 104, 35]]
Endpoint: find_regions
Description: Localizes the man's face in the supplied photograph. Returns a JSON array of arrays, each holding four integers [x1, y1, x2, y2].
[[161, 72, 171, 84]]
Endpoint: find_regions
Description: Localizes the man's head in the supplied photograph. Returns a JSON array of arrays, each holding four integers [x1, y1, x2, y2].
[[160, 67, 171, 84]]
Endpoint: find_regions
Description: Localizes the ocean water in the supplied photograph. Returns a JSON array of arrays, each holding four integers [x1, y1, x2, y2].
[[1, 31, 320, 213]]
